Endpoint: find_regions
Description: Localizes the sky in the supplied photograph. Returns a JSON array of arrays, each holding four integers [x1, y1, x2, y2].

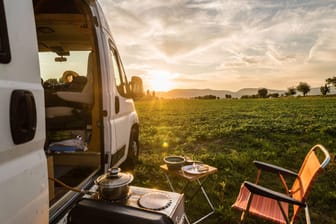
[[98, 0, 336, 92]]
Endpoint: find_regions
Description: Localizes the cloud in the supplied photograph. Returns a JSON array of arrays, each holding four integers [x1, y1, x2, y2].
[[266, 45, 296, 65], [98, 0, 336, 90]]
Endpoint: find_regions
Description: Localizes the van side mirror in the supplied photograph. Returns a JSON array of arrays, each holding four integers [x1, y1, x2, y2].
[[129, 76, 144, 100]]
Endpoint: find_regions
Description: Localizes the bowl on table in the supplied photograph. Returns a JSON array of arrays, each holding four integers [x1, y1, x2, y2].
[[164, 156, 185, 170]]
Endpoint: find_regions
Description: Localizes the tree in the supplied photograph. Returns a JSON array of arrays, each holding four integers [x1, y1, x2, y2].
[[326, 76, 336, 87], [269, 93, 279, 98], [287, 87, 296, 96], [258, 88, 268, 98], [296, 82, 311, 96], [194, 94, 217, 99], [320, 84, 330, 96]]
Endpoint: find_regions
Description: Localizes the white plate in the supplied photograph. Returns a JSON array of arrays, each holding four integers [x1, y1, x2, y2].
[[182, 164, 208, 174]]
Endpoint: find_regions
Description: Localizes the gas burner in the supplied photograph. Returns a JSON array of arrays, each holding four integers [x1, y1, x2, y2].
[[92, 190, 132, 203], [138, 192, 172, 211], [107, 191, 132, 203], [85, 185, 185, 224]]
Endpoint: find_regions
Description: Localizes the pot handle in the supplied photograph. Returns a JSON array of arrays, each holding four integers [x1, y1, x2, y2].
[[108, 167, 121, 177]]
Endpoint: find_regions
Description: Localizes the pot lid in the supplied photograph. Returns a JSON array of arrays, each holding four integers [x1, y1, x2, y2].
[[96, 168, 133, 188]]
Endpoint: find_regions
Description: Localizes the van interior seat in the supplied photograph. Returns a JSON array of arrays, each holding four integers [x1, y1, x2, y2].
[[56, 52, 93, 104], [46, 52, 94, 119], [45, 52, 94, 131], [46, 106, 74, 118]]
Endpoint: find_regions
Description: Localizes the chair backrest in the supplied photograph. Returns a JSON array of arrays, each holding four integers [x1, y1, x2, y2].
[[81, 51, 93, 101], [290, 144, 330, 221], [55, 51, 94, 104]]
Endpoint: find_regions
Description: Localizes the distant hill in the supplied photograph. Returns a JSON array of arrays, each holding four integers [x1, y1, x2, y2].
[[155, 87, 336, 99], [156, 89, 234, 98], [236, 88, 286, 97], [156, 88, 286, 99], [308, 87, 336, 96]]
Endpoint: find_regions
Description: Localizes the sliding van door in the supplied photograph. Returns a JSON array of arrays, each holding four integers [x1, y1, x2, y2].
[[0, 0, 48, 223]]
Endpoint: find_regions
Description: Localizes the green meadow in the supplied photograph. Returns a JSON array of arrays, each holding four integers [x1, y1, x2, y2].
[[132, 97, 336, 223]]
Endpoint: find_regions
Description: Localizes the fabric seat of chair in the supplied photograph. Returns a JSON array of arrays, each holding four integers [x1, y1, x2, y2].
[[232, 185, 289, 224]]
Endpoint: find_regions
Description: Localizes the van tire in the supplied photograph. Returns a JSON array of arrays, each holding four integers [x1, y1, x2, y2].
[[122, 127, 139, 170]]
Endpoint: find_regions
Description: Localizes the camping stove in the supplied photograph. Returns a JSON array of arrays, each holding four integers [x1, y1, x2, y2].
[[127, 186, 185, 224], [86, 185, 185, 224]]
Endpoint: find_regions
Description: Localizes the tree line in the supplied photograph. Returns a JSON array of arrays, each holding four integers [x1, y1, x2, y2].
[[320, 76, 336, 95], [241, 76, 336, 99], [193, 95, 220, 100]]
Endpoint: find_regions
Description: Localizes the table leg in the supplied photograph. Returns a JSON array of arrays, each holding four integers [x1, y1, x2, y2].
[[164, 173, 191, 224], [164, 173, 176, 192], [187, 176, 209, 202], [184, 213, 191, 224], [197, 179, 215, 211], [162, 172, 215, 224], [189, 179, 215, 224], [181, 177, 216, 224]]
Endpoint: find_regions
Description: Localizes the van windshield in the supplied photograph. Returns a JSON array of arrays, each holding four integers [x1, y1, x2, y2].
[[39, 51, 90, 84]]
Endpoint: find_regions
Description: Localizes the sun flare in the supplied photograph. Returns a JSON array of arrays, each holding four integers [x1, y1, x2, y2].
[[148, 70, 176, 92]]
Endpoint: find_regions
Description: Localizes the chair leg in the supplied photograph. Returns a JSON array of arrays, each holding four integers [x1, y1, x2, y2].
[[305, 205, 311, 224], [277, 201, 290, 224], [240, 211, 246, 223], [240, 193, 254, 222]]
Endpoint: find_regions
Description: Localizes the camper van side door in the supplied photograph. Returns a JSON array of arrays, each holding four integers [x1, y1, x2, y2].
[[0, 0, 48, 223], [108, 43, 134, 166]]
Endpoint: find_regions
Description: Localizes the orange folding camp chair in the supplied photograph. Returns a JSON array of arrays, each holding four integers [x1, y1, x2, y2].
[[232, 144, 330, 224]]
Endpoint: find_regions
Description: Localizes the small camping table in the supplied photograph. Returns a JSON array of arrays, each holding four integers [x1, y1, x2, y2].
[[160, 164, 217, 224]]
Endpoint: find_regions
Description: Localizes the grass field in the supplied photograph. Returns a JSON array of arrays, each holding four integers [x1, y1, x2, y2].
[[132, 97, 336, 224]]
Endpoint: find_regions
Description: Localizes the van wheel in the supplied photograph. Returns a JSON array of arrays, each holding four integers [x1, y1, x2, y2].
[[122, 129, 139, 171]]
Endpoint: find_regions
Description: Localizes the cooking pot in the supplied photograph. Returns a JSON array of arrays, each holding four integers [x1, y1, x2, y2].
[[95, 167, 133, 201]]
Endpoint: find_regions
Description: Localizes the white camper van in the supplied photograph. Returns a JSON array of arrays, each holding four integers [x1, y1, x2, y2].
[[0, 0, 172, 223]]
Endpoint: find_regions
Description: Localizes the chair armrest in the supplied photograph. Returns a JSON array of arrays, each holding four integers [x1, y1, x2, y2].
[[254, 161, 298, 177], [244, 181, 306, 207]]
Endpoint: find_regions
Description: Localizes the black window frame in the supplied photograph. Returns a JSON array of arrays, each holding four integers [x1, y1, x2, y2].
[[0, 0, 11, 63], [108, 39, 131, 98]]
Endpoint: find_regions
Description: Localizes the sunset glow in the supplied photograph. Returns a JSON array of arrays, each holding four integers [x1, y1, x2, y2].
[[148, 70, 177, 92], [100, 0, 336, 91]]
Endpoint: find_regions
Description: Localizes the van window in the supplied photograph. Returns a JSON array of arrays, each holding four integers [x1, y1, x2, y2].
[[0, 0, 11, 63], [109, 43, 130, 98], [39, 51, 90, 84]]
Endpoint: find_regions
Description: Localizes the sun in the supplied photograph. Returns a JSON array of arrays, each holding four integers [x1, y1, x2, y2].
[[148, 70, 176, 92]]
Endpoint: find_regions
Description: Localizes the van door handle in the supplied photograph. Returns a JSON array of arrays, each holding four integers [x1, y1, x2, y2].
[[10, 90, 37, 144], [115, 96, 120, 114]]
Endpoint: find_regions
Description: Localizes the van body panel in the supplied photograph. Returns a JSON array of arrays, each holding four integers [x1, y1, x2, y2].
[[0, 150, 48, 224], [0, 0, 48, 223], [0, 0, 140, 223], [93, 2, 139, 168], [90, 2, 117, 168], [113, 100, 139, 165]]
